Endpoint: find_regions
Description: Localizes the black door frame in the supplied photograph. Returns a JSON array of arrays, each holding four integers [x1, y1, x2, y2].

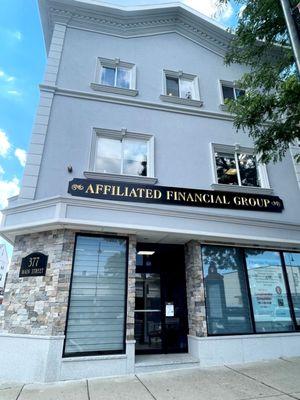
[[135, 243, 189, 355]]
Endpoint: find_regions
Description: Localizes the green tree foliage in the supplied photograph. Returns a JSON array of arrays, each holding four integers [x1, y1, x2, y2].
[[218, 0, 300, 163]]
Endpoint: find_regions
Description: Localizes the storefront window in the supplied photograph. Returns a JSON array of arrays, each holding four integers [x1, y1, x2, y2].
[[64, 235, 127, 356], [202, 245, 253, 335], [284, 252, 300, 325], [245, 250, 294, 333]]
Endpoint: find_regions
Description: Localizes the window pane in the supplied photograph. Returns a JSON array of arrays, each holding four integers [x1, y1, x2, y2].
[[116, 67, 130, 89], [284, 252, 300, 325], [202, 245, 253, 335], [179, 78, 194, 99], [64, 235, 127, 355], [245, 250, 295, 333], [235, 89, 245, 98], [166, 76, 179, 97], [123, 138, 148, 176], [238, 153, 260, 187], [215, 152, 238, 185], [95, 137, 121, 174], [222, 85, 234, 101], [100, 67, 115, 86]]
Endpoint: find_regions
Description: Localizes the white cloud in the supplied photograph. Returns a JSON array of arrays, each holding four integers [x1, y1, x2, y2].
[[0, 69, 15, 83], [0, 129, 11, 157], [0, 177, 19, 210], [14, 148, 27, 167], [0, 165, 4, 176], [6, 90, 22, 97], [12, 31, 22, 41]]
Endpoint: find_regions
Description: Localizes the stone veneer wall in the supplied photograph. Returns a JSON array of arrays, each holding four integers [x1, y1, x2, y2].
[[185, 241, 207, 337], [0, 230, 75, 336], [126, 235, 137, 341]]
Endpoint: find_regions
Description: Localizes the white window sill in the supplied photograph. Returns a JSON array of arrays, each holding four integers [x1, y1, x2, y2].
[[90, 83, 138, 97], [211, 183, 274, 195], [84, 171, 158, 185], [219, 104, 230, 112], [160, 95, 203, 108]]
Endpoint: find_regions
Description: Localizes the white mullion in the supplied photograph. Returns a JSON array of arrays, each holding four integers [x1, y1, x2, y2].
[[235, 152, 242, 186], [178, 77, 182, 98], [114, 67, 118, 87], [120, 137, 124, 174]]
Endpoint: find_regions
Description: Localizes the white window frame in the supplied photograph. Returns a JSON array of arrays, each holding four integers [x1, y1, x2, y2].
[[90, 57, 138, 97], [85, 128, 156, 184], [210, 143, 272, 194], [160, 69, 203, 108], [219, 80, 245, 108]]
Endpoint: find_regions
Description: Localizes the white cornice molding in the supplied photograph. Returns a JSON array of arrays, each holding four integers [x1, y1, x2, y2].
[[2, 195, 300, 233], [38, 0, 233, 54]]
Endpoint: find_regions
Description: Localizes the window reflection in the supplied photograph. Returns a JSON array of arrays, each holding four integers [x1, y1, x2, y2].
[[284, 252, 300, 325], [166, 76, 179, 97], [215, 151, 261, 187], [215, 152, 238, 185], [245, 250, 294, 333], [179, 78, 194, 99], [202, 245, 253, 335], [95, 136, 148, 176], [238, 153, 259, 187], [100, 66, 131, 89]]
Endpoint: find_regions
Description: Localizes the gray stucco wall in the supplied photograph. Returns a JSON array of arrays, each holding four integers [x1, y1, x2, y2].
[[11, 26, 300, 231]]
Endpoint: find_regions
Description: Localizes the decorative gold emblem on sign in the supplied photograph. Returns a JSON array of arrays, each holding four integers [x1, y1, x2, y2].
[[71, 184, 84, 191]]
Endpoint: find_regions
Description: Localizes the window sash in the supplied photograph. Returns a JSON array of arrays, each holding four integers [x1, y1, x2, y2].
[[222, 84, 245, 102], [215, 150, 261, 188], [166, 75, 196, 99], [202, 245, 300, 336], [64, 235, 127, 356], [100, 66, 131, 88], [95, 136, 149, 177]]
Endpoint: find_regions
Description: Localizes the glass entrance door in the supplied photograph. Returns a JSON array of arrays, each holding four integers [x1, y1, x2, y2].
[[134, 244, 188, 354], [135, 273, 162, 352]]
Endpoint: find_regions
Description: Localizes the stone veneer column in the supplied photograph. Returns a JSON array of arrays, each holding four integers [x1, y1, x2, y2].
[[185, 241, 207, 338], [1, 229, 75, 335], [125, 235, 136, 373], [0, 229, 75, 382]]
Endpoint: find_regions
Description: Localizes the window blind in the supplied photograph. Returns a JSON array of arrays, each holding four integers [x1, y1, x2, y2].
[[64, 235, 127, 356]]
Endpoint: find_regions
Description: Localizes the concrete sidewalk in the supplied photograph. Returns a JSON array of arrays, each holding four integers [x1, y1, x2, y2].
[[1, 357, 300, 400]]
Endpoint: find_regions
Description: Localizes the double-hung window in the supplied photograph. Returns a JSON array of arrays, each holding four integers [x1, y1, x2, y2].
[[91, 58, 138, 96], [91, 129, 154, 178], [160, 70, 202, 107], [220, 81, 245, 104], [212, 144, 270, 189]]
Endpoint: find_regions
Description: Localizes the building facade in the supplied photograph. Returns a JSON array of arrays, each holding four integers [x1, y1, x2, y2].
[[0, 0, 300, 383]]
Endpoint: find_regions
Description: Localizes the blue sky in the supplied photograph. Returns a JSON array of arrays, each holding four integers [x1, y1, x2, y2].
[[0, 0, 240, 259]]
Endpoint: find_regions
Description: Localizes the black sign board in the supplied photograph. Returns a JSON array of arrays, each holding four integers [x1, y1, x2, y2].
[[19, 252, 48, 277], [68, 178, 284, 212]]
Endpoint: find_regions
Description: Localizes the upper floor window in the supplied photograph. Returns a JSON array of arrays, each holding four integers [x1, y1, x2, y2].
[[91, 58, 138, 97], [100, 64, 131, 89], [160, 70, 202, 107], [212, 144, 270, 189], [91, 129, 154, 178], [220, 80, 245, 105]]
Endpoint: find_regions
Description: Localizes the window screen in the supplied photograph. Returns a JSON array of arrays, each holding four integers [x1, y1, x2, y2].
[[202, 245, 253, 335], [64, 235, 127, 356]]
